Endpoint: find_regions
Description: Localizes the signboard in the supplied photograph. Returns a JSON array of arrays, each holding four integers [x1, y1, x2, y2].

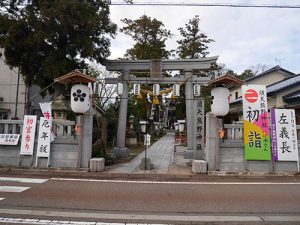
[[271, 109, 299, 161], [193, 98, 205, 159], [144, 134, 151, 146], [0, 134, 20, 145], [37, 117, 52, 158], [20, 115, 37, 155], [242, 85, 271, 160]]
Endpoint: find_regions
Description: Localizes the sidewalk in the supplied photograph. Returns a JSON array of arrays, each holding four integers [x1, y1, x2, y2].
[[105, 132, 193, 175]]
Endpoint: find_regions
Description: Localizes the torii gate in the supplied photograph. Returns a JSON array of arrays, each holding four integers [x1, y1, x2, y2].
[[103, 57, 218, 159]]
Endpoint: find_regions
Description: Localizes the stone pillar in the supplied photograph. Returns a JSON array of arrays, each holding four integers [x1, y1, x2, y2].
[[113, 70, 129, 158], [80, 112, 93, 168], [184, 71, 194, 159], [205, 112, 220, 171]]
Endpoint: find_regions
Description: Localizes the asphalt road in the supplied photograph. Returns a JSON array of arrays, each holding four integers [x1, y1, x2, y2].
[[1, 175, 300, 224]]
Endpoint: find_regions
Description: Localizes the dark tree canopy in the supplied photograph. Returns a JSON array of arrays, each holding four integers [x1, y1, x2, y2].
[[238, 69, 254, 80], [120, 15, 173, 60], [177, 15, 214, 59], [0, 0, 116, 89]]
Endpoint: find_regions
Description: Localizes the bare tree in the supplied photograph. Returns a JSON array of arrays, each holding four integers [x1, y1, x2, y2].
[[248, 64, 271, 76], [88, 65, 118, 113]]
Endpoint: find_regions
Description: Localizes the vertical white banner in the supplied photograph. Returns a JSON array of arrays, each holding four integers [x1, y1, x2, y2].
[[20, 115, 37, 155], [271, 109, 299, 161], [39, 102, 52, 119], [37, 117, 52, 158], [39, 102, 55, 142]]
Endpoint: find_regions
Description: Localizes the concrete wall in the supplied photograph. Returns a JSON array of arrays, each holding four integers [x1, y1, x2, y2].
[[206, 115, 300, 173], [0, 137, 79, 168], [0, 119, 85, 169], [220, 141, 300, 172]]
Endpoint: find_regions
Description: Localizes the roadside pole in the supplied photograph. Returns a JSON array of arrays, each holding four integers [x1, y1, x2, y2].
[[144, 133, 150, 170]]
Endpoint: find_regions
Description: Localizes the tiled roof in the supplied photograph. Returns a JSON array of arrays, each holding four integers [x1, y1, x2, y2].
[[245, 65, 295, 82], [229, 74, 300, 105], [267, 74, 300, 95], [283, 89, 300, 102], [54, 70, 96, 84]]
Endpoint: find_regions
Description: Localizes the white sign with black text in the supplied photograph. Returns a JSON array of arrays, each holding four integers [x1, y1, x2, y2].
[[36, 117, 52, 158], [144, 134, 151, 146], [0, 134, 20, 145], [271, 109, 299, 161]]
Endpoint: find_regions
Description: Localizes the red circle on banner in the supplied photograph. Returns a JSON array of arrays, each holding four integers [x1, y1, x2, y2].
[[245, 89, 258, 103]]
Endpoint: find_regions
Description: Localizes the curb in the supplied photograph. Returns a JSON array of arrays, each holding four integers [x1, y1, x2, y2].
[[207, 171, 300, 177], [0, 166, 299, 182]]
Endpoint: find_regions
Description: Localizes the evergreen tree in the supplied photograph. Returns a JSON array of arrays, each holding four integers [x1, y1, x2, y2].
[[0, 0, 117, 89], [177, 15, 214, 59], [120, 15, 173, 60], [238, 69, 254, 80], [176, 16, 215, 115]]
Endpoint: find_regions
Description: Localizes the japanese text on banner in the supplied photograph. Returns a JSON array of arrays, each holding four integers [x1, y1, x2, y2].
[[242, 85, 271, 160], [271, 109, 299, 161], [20, 115, 37, 155]]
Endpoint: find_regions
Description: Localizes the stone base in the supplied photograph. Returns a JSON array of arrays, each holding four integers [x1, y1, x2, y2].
[[89, 158, 105, 172], [192, 160, 207, 174], [125, 136, 137, 146], [113, 147, 129, 158], [140, 157, 154, 170]]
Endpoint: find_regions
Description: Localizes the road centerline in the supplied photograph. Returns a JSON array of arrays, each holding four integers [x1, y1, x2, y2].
[[50, 177, 300, 185]]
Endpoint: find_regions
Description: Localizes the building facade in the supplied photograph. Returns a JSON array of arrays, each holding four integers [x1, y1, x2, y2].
[[227, 65, 300, 124], [0, 49, 27, 119]]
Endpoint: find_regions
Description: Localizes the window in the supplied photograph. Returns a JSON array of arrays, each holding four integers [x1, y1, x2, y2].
[[235, 91, 239, 100]]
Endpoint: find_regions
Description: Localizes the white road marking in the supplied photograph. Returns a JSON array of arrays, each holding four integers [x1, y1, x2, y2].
[[0, 198, 4, 201], [0, 177, 48, 184], [51, 177, 300, 185], [0, 186, 30, 193]]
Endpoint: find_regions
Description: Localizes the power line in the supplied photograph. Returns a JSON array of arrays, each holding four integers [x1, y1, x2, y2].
[[2, 1, 299, 9], [110, 2, 300, 9]]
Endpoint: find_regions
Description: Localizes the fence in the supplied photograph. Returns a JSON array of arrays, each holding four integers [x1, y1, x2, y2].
[[0, 119, 79, 168], [219, 123, 300, 172], [224, 123, 300, 141], [0, 119, 75, 138]]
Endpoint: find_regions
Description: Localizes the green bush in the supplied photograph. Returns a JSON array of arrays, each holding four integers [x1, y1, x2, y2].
[[92, 139, 115, 166]]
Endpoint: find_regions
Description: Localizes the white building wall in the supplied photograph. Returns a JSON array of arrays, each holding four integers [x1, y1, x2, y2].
[[0, 49, 26, 119], [247, 71, 287, 86]]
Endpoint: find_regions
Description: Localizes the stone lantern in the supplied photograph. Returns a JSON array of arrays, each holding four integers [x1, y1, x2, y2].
[[125, 114, 137, 146], [52, 95, 71, 121]]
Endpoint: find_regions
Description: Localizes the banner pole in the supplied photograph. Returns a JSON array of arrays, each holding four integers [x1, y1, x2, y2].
[[35, 150, 38, 167]]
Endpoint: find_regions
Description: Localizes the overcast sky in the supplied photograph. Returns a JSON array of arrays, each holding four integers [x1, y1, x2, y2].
[[108, 0, 300, 74]]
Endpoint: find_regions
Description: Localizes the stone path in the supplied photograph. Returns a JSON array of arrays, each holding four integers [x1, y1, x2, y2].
[[107, 132, 192, 174]]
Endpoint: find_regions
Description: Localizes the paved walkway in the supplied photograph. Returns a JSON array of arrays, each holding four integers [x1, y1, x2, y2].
[[107, 132, 192, 175]]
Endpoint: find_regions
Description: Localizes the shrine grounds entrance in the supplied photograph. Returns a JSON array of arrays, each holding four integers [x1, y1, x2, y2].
[[103, 57, 218, 161]]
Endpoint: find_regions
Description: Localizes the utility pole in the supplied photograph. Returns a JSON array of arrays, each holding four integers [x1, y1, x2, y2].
[[14, 68, 20, 119]]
